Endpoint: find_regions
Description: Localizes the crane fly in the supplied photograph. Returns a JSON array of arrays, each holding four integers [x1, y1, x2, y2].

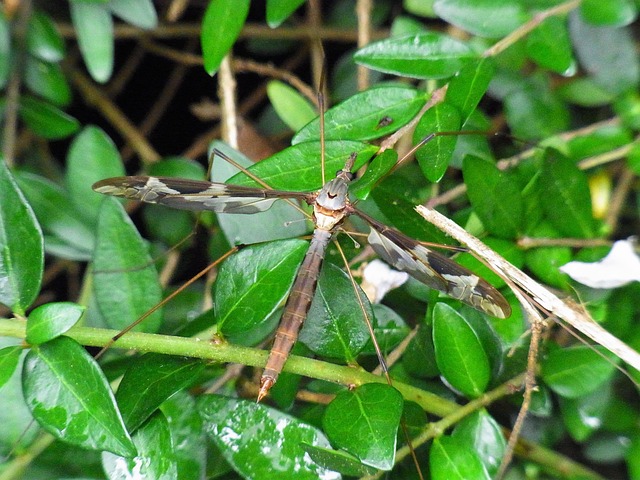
[[93, 149, 511, 400]]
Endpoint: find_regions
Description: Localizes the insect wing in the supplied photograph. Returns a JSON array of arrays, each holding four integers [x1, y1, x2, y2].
[[92, 176, 310, 214], [358, 210, 511, 318]]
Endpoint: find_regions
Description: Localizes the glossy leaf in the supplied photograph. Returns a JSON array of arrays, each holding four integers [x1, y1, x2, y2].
[[228, 140, 377, 191], [293, 85, 427, 143], [432, 303, 491, 398], [24, 56, 71, 106], [93, 198, 163, 332], [26, 10, 65, 62], [560, 384, 612, 442], [354, 32, 476, 79], [580, 0, 637, 27], [302, 444, 377, 476], [18, 95, 79, 139], [26, 302, 85, 344], [109, 0, 158, 29], [199, 395, 339, 479], [413, 102, 461, 182], [0, 162, 44, 315], [266, 0, 306, 27], [434, 0, 529, 37], [541, 346, 618, 398], [201, 0, 250, 75], [214, 239, 307, 335], [102, 411, 177, 479], [299, 263, 371, 362], [350, 148, 398, 200], [447, 58, 495, 123], [452, 410, 506, 477], [429, 436, 490, 480], [70, 1, 114, 82], [67, 126, 125, 226], [0, 346, 21, 388], [116, 353, 206, 432], [323, 383, 403, 470], [526, 16, 575, 75], [15, 172, 95, 260], [22, 336, 136, 457], [539, 150, 595, 238], [463, 155, 523, 239], [267, 80, 317, 132]]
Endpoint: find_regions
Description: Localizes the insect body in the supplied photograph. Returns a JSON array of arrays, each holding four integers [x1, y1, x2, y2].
[[93, 151, 511, 399]]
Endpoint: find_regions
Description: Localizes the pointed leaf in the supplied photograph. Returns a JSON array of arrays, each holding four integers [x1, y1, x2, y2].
[[0, 162, 43, 314], [27, 11, 65, 62], [350, 149, 398, 200], [26, 302, 85, 344], [23, 336, 136, 457], [70, 1, 113, 82], [18, 95, 79, 139], [452, 410, 506, 477], [526, 16, 575, 75], [24, 57, 71, 106], [109, 0, 158, 29], [323, 383, 403, 470], [447, 58, 495, 123], [198, 395, 338, 479], [429, 436, 490, 480], [201, 0, 250, 75], [267, 80, 317, 132], [93, 198, 163, 332], [433, 0, 529, 37], [0, 346, 21, 388], [266, 0, 306, 28]]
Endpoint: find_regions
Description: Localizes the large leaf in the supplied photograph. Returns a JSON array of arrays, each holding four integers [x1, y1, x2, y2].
[[0, 162, 43, 315], [429, 436, 490, 480], [22, 336, 136, 457], [452, 410, 506, 477], [201, 0, 250, 75]]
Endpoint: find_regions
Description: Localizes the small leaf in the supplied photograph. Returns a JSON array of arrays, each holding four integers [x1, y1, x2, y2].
[[198, 395, 337, 479], [102, 411, 177, 479], [0, 346, 21, 388], [433, 0, 529, 37], [201, 0, 250, 75], [27, 11, 65, 62], [452, 410, 506, 477], [580, 0, 637, 27], [541, 345, 618, 398], [0, 162, 44, 315], [116, 353, 206, 432], [18, 95, 79, 139], [560, 384, 612, 442], [413, 102, 461, 182], [26, 302, 85, 344], [267, 80, 317, 132], [293, 85, 427, 143], [539, 150, 595, 238], [266, 0, 306, 28], [354, 32, 476, 79], [93, 198, 163, 332], [447, 58, 495, 123], [432, 303, 491, 397], [70, 1, 114, 83], [463, 155, 523, 239], [429, 436, 490, 480], [24, 57, 71, 106], [323, 383, 403, 470], [302, 444, 378, 476], [350, 149, 398, 200], [109, 0, 158, 29], [215, 239, 307, 335], [23, 336, 136, 457], [526, 16, 575, 75]]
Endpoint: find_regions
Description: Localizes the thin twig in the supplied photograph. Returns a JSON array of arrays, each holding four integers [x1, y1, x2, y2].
[[356, 0, 372, 91], [218, 54, 238, 149]]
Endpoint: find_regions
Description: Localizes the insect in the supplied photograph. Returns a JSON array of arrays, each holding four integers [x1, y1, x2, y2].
[[93, 148, 511, 400]]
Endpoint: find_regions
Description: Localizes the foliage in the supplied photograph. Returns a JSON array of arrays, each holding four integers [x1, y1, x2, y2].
[[1, 0, 640, 479]]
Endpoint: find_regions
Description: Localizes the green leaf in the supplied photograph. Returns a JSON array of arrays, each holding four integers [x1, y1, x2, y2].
[[93, 198, 163, 332], [228, 140, 377, 191], [539, 150, 595, 238], [569, 14, 640, 94], [0, 162, 44, 315], [413, 102, 461, 182], [452, 410, 506, 477], [18, 95, 80, 139], [0, 346, 21, 388], [199, 395, 336, 479], [26, 10, 65, 62], [350, 148, 398, 200], [102, 411, 177, 479], [559, 384, 612, 442], [67, 126, 125, 226], [0, 13, 9, 88], [526, 16, 575, 75], [201, 0, 250, 75], [463, 155, 523, 239], [299, 263, 371, 362], [354, 32, 476, 79], [580, 0, 637, 27], [323, 384, 403, 470], [26, 302, 85, 344], [24, 56, 72, 106], [215, 239, 307, 335], [70, 1, 114, 83], [541, 346, 618, 399], [293, 85, 427, 143], [302, 444, 378, 476], [266, 0, 306, 27], [557, 78, 615, 107], [109, 0, 158, 29], [116, 353, 205, 432], [447, 58, 495, 123], [267, 80, 317, 132], [524, 223, 572, 289], [433, 0, 529, 37], [432, 303, 491, 398], [15, 172, 95, 260], [22, 336, 136, 457], [429, 436, 490, 480]]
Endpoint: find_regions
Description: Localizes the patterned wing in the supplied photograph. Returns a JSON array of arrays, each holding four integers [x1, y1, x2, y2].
[[93, 176, 310, 214], [354, 209, 511, 318]]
